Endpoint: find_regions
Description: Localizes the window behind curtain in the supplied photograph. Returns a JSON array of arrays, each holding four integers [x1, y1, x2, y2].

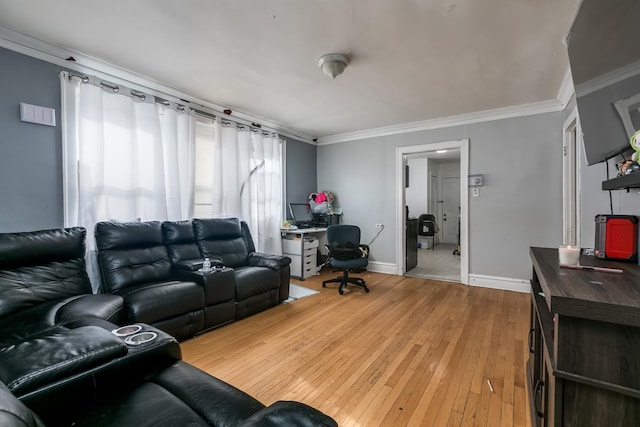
[[60, 71, 196, 288], [194, 116, 216, 218], [193, 114, 284, 254]]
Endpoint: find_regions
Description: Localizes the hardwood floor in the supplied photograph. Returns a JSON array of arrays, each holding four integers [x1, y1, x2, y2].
[[181, 269, 532, 427]]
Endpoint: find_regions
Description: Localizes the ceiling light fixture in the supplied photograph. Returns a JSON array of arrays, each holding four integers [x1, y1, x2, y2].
[[436, 150, 448, 154], [318, 53, 349, 79]]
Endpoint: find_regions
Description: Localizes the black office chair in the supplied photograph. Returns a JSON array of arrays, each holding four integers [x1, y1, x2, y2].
[[322, 225, 370, 295], [418, 214, 436, 250]]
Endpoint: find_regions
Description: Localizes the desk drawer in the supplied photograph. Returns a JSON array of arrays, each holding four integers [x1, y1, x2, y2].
[[303, 238, 319, 250], [290, 254, 317, 279], [282, 237, 319, 254]]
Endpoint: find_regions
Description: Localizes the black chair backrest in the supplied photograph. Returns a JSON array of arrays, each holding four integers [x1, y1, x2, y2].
[[417, 215, 435, 237], [418, 214, 436, 222], [326, 225, 361, 245]]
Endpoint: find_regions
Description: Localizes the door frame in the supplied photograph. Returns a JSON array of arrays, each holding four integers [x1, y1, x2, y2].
[[395, 139, 469, 284], [562, 106, 581, 246]]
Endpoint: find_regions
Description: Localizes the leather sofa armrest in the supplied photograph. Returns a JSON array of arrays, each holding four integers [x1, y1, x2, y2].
[[56, 294, 125, 326], [173, 259, 202, 271], [172, 268, 235, 306], [247, 253, 291, 271], [0, 326, 128, 396], [240, 401, 338, 426]]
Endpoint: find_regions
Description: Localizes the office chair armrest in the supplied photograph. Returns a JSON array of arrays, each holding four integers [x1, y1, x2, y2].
[[248, 253, 291, 271]]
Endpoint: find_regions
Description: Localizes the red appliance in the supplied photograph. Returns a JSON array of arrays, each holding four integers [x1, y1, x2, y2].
[[594, 215, 638, 261]]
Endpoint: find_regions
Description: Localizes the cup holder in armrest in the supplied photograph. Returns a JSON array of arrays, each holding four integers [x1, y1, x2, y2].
[[124, 332, 158, 346], [111, 325, 160, 346], [111, 324, 142, 337]]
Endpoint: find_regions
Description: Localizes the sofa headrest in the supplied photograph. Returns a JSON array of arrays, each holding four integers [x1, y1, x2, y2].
[[95, 221, 163, 251], [162, 220, 196, 245], [193, 218, 242, 240], [0, 227, 86, 269]]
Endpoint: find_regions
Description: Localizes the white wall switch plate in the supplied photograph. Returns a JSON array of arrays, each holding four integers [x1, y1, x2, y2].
[[20, 103, 56, 127]]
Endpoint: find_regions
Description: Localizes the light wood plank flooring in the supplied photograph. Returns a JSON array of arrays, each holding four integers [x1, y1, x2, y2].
[[181, 269, 532, 427]]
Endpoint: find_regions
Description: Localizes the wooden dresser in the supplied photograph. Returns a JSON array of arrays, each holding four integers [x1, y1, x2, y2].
[[528, 247, 640, 426]]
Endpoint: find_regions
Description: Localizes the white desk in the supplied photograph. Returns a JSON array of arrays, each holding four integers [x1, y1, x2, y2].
[[281, 227, 327, 280]]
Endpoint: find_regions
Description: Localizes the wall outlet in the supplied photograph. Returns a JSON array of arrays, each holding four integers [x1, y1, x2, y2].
[[472, 188, 480, 197], [375, 224, 384, 229]]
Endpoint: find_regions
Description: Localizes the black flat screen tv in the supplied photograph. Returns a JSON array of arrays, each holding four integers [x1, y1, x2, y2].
[[567, 0, 640, 165]]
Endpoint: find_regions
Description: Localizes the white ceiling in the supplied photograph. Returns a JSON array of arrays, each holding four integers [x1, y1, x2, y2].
[[0, 0, 580, 141]]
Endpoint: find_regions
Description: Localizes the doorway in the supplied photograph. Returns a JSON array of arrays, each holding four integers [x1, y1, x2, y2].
[[405, 155, 460, 281], [395, 140, 469, 284]]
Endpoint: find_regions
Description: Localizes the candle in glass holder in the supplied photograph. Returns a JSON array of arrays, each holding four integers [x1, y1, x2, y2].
[[559, 245, 580, 265]]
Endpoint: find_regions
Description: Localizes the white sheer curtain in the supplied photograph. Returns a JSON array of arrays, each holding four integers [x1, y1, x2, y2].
[[195, 116, 283, 254], [60, 71, 196, 288]]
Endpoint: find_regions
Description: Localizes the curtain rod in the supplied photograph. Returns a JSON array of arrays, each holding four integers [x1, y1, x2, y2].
[[66, 71, 186, 111], [66, 70, 287, 140]]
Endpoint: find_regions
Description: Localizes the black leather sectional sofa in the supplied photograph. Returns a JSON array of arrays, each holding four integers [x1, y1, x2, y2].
[[95, 217, 291, 341], [0, 226, 334, 426]]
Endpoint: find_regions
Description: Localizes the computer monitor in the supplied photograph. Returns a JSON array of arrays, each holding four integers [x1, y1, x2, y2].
[[289, 203, 314, 228]]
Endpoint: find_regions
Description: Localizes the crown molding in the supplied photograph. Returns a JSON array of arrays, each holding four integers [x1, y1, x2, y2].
[[0, 26, 315, 144], [557, 69, 575, 107], [316, 100, 565, 145]]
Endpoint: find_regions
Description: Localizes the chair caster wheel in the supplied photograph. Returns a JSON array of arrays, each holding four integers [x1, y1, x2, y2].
[[339, 288, 344, 295], [364, 287, 370, 292], [322, 283, 326, 288]]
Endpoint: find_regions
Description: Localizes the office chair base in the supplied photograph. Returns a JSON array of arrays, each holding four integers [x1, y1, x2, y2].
[[322, 271, 369, 295]]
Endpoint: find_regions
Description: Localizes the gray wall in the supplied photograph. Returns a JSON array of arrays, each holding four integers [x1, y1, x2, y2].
[[285, 138, 317, 219], [0, 47, 64, 232], [318, 112, 565, 280]]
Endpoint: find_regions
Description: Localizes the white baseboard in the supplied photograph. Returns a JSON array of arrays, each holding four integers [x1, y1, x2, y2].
[[367, 261, 397, 275], [468, 274, 529, 293], [362, 263, 530, 294]]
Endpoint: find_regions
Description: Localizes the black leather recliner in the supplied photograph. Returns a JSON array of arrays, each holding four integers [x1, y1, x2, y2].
[[192, 218, 291, 319], [0, 320, 336, 426], [0, 359, 337, 426], [95, 221, 207, 341], [0, 227, 124, 346], [161, 219, 236, 330], [95, 218, 292, 340]]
